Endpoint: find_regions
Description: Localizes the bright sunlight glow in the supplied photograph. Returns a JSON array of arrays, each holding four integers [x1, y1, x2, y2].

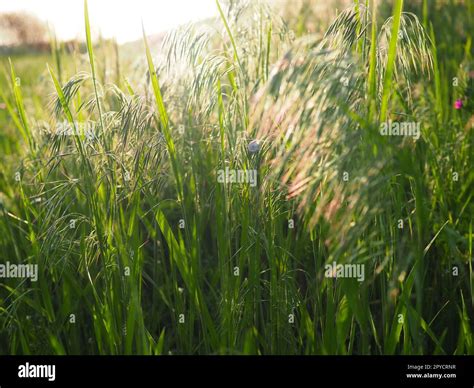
[[0, 0, 218, 43]]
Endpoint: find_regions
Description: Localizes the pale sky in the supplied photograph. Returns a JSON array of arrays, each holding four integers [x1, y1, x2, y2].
[[0, 0, 218, 43]]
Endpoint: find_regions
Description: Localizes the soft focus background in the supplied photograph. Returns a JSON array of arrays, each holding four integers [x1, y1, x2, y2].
[[0, 0, 218, 44]]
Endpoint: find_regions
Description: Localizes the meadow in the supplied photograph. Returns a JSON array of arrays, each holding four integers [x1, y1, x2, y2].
[[0, 0, 472, 355]]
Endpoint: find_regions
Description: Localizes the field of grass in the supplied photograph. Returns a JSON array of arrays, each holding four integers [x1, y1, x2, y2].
[[0, 0, 472, 355]]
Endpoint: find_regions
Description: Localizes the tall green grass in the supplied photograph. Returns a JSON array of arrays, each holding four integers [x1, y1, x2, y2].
[[0, 0, 472, 355]]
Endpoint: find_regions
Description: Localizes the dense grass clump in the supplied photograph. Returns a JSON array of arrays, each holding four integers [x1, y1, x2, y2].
[[0, 0, 472, 355]]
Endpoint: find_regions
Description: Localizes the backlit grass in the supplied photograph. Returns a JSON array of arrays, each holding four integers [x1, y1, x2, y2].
[[0, 0, 472, 355]]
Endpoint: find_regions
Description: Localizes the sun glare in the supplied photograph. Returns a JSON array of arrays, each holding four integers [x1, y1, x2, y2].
[[0, 0, 218, 43]]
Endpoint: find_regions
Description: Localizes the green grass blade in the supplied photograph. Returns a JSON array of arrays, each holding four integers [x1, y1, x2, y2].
[[142, 25, 183, 201], [379, 0, 404, 122]]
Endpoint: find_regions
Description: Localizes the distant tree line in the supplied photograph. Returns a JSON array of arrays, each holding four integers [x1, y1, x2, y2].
[[0, 12, 47, 46], [0, 11, 89, 55]]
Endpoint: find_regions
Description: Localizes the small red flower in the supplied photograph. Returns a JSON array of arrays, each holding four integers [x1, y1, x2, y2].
[[454, 99, 463, 110]]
